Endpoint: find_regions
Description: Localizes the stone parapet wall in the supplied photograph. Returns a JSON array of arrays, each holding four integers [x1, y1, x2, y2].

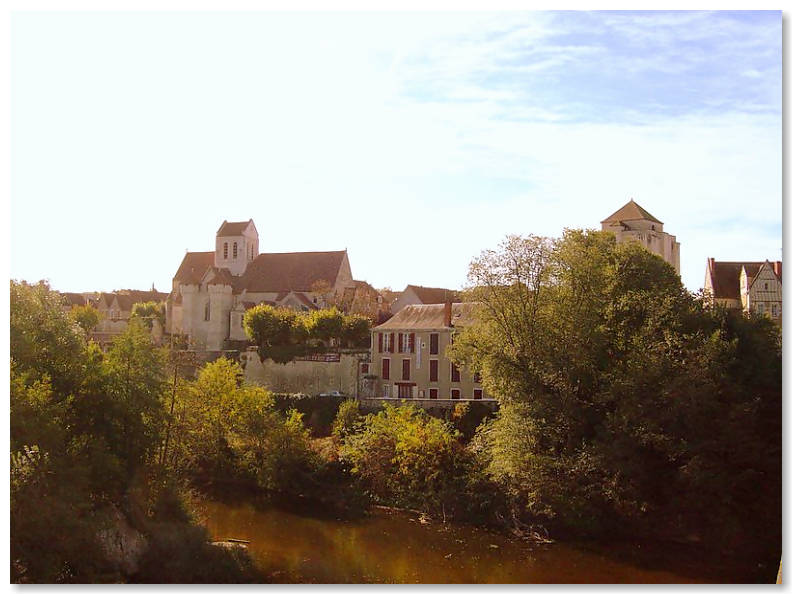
[[242, 349, 369, 395]]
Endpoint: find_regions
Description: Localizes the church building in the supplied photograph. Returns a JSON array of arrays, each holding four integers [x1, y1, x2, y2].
[[166, 219, 356, 351], [601, 199, 681, 274]]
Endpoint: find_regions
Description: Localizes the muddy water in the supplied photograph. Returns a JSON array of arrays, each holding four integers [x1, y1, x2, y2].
[[196, 498, 739, 584]]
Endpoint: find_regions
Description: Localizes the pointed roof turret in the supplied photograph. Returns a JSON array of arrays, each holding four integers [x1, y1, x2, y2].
[[601, 199, 663, 225]]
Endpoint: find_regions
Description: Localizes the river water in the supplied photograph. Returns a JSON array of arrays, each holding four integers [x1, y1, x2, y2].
[[196, 498, 744, 584]]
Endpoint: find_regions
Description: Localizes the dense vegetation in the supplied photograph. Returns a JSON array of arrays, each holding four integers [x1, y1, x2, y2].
[[448, 231, 781, 559], [10, 229, 781, 581], [243, 305, 370, 363]]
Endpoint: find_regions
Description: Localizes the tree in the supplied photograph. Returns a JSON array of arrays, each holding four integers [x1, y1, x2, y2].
[[340, 314, 371, 348], [305, 307, 345, 343], [340, 404, 468, 516], [451, 230, 782, 550], [101, 321, 168, 475], [68, 304, 102, 334], [331, 399, 361, 439], [130, 301, 165, 330]]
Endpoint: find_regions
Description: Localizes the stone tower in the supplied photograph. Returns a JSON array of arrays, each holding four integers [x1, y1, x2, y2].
[[214, 219, 259, 276], [601, 199, 680, 274]]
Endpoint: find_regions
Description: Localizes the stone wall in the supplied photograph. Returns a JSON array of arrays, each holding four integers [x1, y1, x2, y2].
[[241, 349, 369, 395]]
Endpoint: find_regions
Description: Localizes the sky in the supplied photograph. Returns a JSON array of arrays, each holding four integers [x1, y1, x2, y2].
[[10, 10, 782, 294]]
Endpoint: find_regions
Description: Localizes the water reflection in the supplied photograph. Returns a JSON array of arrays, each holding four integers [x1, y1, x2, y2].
[[198, 499, 707, 584]]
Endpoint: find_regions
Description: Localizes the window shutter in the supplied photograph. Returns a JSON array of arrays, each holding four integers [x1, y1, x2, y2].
[[378, 333, 383, 353], [409, 333, 415, 353], [398, 333, 403, 353], [389, 333, 395, 353]]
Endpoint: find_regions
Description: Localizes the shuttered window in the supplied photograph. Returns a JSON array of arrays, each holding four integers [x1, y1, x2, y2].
[[451, 363, 460, 383], [429, 359, 438, 382], [430, 333, 438, 355], [378, 333, 383, 353], [429, 388, 438, 400], [451, 389, 461, 400], [402, 359, 410, 381], [382, 358, 390, 380]]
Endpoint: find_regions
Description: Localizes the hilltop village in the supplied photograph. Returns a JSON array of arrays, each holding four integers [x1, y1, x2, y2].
[[57, 198, 782, 403]]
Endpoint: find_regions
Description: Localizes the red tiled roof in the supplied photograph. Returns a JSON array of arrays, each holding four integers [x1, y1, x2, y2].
[[60, 292, 87, 307], [375, 303, 478, 330], [708, 260, 766, 300], [406, 284, 461, 304], [174, 251, 215, 285], [601, 199, 662, 225], [217, 220, 253, 237], [204, 267, 235, 286], [238, 251, 347, 293]]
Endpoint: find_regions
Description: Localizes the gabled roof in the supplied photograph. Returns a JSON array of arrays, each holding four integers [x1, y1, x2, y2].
[[238, 251, 347, 293], [111, 290, 168, 312], [174, 251, 215, 285], [202, 266, 235, 286], [60, 292, 87, 307], [601, 199, 663, 225], [747, 261, 783, 290], [217, 220, 254, 237], [405, 284, 461, 304], [375, 302, 478, 330], [707, 260, 767, 300]]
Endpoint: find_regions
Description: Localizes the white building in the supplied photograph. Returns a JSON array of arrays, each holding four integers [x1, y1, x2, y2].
[[166, 219, 357, 351]]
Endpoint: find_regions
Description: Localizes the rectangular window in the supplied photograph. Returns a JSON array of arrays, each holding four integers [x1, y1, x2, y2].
[[402, 359, 410, 381], [772, 304, 778, 317], [223, 242, 229, 259], [398, 384, 412, 399], [451, 389, 461, 400], [378, 333, 383, 353], [429, 388, 438, 400], [757, 303, 765, 316], [389, 333, 395, 353], [398, 333, 404, 353], [409, 333, 415, 353], [474, 389, 483, 400], [233, 242, 238, 258], [451, 363, 460, 383], [429, 359, 438, 382], [382, 358, 390, 380], [473, 372, 481, 384], [361, 363, 369, 374], [383, 384, 390, 399], [430, 333, 439, 355]]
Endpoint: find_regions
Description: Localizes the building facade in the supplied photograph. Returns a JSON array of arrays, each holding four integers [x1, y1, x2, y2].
[[601, 199, 680, 274], [704, 258, 782, 322], [166, 219, 358, 351], [368, 302, 492, 402]]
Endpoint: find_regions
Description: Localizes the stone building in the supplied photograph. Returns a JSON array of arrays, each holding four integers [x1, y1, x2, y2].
[[390, 284, 461, 315], [166, 219, 358, 351], [368, 302, 492, 402], [91, 289, 168, 347], [601, 199, 680, 274], [704, 258, 782, 323]]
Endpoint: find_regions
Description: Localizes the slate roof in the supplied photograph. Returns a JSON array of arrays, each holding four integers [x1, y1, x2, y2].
[[406, 284, 461, 304], [601, 199, 663, 225], [238, 251, 347, 293], [375, 303, 478, 330], [174, 252, 215, 285], [216, 220, 253, 237], [112, 290, 168, 312]]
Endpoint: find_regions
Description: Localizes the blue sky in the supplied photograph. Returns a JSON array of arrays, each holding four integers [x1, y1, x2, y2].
[[11, 10, 781, 293]]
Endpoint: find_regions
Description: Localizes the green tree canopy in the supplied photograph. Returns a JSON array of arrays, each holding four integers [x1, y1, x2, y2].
[[130, 301, 165, 330], [451, 230, 781, 549]]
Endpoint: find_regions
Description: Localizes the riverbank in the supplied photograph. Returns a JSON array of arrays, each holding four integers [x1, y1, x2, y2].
[[190, 493, 771, 584]]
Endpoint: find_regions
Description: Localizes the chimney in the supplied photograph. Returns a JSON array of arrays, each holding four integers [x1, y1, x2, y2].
[[443, 301, 452, 327], [774, 261, 782, 278]]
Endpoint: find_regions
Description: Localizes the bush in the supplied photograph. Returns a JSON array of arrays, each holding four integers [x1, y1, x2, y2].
[[331, 399, 361, 439]]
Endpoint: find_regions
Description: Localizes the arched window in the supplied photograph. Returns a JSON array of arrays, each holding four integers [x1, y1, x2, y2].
[[223, 242, 228, 259], [233, 242, 238, 258]]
